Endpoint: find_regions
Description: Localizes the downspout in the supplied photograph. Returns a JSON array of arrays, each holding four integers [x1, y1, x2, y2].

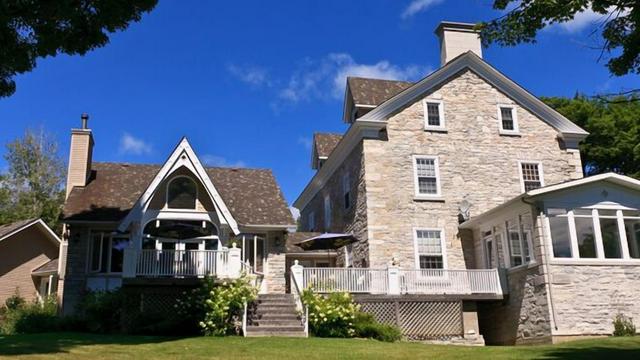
[[521, 196, 559, 331]]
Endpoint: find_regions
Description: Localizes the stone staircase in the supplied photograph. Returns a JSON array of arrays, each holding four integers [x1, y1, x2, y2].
[[245, 294, 306, 337]]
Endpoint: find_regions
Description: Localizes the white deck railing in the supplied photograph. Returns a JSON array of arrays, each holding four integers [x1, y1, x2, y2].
[[300, 267, 502, 296], [303, 267, 389, 294], [134, 249, 229, 277]]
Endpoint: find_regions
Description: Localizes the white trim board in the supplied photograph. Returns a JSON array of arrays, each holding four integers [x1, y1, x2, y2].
[[0, 219, 61, 246]]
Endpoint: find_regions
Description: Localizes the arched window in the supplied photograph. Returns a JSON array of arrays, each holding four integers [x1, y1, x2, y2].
[[167, 176, 197, 209]]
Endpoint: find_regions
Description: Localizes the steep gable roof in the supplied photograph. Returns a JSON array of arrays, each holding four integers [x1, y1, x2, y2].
[[0, 218, 60, 245], [63, 162, 294, 227], [347, 77, 413, 106], [360, 51, 588, 140], [314, 133, 342, 158]]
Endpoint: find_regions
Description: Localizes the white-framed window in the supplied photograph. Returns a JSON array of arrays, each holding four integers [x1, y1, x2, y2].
[[497, 105, 519, 134], [167, 176, 197, 209], [89, 232, 130, 274], [483, 230, 494, 268], [323, 194, 331, 230], [423, 99, 445, 131], [505, 216, 534, 268], [307, 211, 315, 232], [548, 208, 640, 261], [342, 172, 351, 209], [413, 156, 442, 198], [414, 228, 446, 269], [519, 161, 544, 192]]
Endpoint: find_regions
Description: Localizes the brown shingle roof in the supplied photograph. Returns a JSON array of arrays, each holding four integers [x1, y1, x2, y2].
[[0, 218, 39, 240], [63, 162, 294, 226], [347, 77, 414, 106], [32, 258, 58, 275], [314, 133, 343, 158]]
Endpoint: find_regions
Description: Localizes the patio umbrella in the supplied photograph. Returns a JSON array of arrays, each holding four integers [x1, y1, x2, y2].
[[295, 233, 357, 251]]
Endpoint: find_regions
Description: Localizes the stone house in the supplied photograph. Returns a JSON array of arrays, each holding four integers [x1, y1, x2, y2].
[[0, 218, 61, 304], [293, 22, 640, 344]]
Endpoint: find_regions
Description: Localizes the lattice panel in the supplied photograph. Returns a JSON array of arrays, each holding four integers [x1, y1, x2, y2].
[[357, 299, 463, 340], [140, 292, 180, 314], [399, 301, 462, 340]]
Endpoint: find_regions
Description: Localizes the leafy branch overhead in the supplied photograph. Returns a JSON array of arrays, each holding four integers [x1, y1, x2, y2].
[[479, 1, 638, 77], [0, 0, 158, 97]]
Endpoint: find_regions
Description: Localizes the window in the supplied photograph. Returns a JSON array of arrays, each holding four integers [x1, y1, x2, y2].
[[506, 217, 534, 267], [498, 105, 519, 134], [324, 194, 331, 230], [599, 210, 623, 258], [423, 100, 445, 130], [167, 176, 197, 209], [483, 231, 494, 268], [415, 229, 445, 269], [574, 209, 597, 258], [413, 156, 441, 197], [519, 162, 544, 192], [549, 216, 572, 258], [308, 212, 315, 232], [89, 232, 130, 273], [342, 173, 351, 209], [624, 211, 640, 259]]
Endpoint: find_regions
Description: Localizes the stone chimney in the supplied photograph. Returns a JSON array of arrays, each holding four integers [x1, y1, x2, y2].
[[65, 113, 94, 198], [435, 21, 482, 66]]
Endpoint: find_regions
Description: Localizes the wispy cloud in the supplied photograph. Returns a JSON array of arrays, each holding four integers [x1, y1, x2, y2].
[[227, 64, 271, 87], [548, 6, 630, 33], [119, 133, 152, 155], [290, 206, 300, 222], [201, 154, 246, 168], [297, 136, 312, 150], [401, 0, 445, 19], [279, 53, 430, 103]]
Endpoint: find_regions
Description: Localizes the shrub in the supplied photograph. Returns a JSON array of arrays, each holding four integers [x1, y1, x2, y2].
[[178, 275, 257, 336], [302, 290, 358, 338], [76, 289, 126, 333], [0, 295, 59, 334], [613, 313, 636, 336], [353, 312, 402, 342], [5, 291, 26, 310]]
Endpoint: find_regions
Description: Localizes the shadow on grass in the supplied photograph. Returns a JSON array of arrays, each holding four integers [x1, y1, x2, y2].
[[0, 332, 181, 356], [539, 347, 640, 360]]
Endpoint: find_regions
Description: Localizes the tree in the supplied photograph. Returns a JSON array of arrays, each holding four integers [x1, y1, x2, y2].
[[480, 1, 638, 78], [0, 128, 66, 228], [0, 0, 157, 97], [543, 95, 640, 178]]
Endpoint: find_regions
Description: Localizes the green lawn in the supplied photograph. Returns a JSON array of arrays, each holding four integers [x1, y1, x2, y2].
[[0, 333, 639, 359]]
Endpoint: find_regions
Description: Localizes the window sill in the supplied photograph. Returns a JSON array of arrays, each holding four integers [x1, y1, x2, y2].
[[506, 262, 538, 274], [413, 196, 445, 202], [424, 127, 447, 133], [499, 131, 521, 137]]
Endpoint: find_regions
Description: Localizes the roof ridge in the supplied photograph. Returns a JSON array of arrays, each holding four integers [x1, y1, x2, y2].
[[347, 76, 414, 83], [92, 161, 270, 172]]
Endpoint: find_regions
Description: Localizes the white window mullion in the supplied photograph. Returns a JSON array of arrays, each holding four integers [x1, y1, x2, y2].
[[592, 209, 605, 259], [568, 211, 579, 259], [617, 210, 631, 259]]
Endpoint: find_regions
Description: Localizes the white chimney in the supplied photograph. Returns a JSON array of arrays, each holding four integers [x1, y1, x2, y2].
[[65, 113, 94, 198], [435, 21, 482, 66]]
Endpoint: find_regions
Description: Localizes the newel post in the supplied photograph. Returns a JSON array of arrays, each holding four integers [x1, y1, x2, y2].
[[290, 260, 304, 290], [387, 266, 400, 295], [228, 243, 242, 278], [122, 247, 136, 278]]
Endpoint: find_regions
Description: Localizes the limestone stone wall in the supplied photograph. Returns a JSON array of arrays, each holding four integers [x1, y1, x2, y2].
[[362, 69, 583, 269], [265, 231, 287, 293], [549, 265, 640, 337], [299, 143, 370, 267]]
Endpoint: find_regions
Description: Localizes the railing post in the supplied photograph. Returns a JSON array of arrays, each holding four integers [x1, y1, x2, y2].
[[122, 248, 136, 278], [228, 243, 242, 278], [387, 266, 400, 295], [291, 260, 304, 292]]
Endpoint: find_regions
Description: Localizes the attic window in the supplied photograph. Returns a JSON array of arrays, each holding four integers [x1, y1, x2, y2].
[[498, 105, 519, 134], [167, 176, 197, 209], [423, 100, 445, 131]]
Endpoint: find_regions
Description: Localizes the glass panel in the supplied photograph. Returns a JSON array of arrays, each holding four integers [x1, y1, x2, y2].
[[90, 234, 102, 272], [167, 177, 197, 209], [575, 217, 597, 258], [623, 210, 640, 218], [600, 218, 622, 258], [204, 238, 218, 250], [416, 158, 436, 177], [549, 216, 572, 258], [485, 239, 493, 268], [624, 219, 640, 259], [573, 209, 593, 216], [426, 103, 441, 126], [598, 209, 617, 217], [508, 229, 522, 266], [418, 177, 438, 194], [110, 237, 129, 273], [100, 236, 110, 273], [416, 230, 442, 254], [500, 107, 514, 130], [419, 255, 443, 269]]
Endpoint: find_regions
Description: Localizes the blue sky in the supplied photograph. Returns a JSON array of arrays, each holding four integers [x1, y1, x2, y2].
[[0, 0, 638, 210]]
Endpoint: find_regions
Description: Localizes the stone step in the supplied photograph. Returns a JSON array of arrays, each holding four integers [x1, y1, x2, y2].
[[245, 331, 307, 337], [257, 295, 294, 301], [256, 301, 296, 307], [254, 308, 298, 315], [255, 304, 297, 310], [250, 320, 303, 326], [254, 313, 301, 321], [246, 325, 305, 332]]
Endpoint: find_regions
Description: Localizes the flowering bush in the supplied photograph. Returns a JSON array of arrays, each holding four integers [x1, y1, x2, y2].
[[178, 275, 257, 336], [302, 290, 358, 337]]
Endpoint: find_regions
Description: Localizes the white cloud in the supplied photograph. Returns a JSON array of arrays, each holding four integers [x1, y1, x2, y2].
[[297, 136, 312, 150], [227, 64, 271, 87], [401, 0, 445, 19], [200, 154, 246, 168], [119, 133, 152, 155], [279, 53, 430, 103], [550, 6, 630, 33], [290, 207, 300, 222]]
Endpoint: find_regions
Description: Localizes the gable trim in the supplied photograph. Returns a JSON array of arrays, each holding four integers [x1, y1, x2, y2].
[[360, 52, 588, 139], [0, 219, 61, 246]]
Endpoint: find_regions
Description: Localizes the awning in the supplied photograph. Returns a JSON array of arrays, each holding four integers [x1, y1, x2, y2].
[[295, 233, 357, 251]]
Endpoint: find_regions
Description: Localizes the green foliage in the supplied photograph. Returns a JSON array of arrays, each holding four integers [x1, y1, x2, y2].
[[179, 276, 257, 336], [542, 95, 640, 179], [0, 128, 66, 229], [302, 290, 359, 338], [4, 290, 26, 310], [0, 0, 158, 97], [480, 1, 639, 77], [0, 295, 58, 335], [613, 313, 637, 336], [76, 289, 126, 333], [353, 312, 402, 342]]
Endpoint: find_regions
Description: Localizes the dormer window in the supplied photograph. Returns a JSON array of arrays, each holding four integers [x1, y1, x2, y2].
[[498, 105, 519, 135], [423, 100, 445, 131], [167, 176, 197, 209]]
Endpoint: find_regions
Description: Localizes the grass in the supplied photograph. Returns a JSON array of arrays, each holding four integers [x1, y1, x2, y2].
[[0, 333, 639, 359]]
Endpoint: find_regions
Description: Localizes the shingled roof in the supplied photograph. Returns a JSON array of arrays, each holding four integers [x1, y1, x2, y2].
[[0, 218, 39, 240], [63, 162, 294, 226], [313, 133, 343, 158], [347, 77, 414, 106]]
